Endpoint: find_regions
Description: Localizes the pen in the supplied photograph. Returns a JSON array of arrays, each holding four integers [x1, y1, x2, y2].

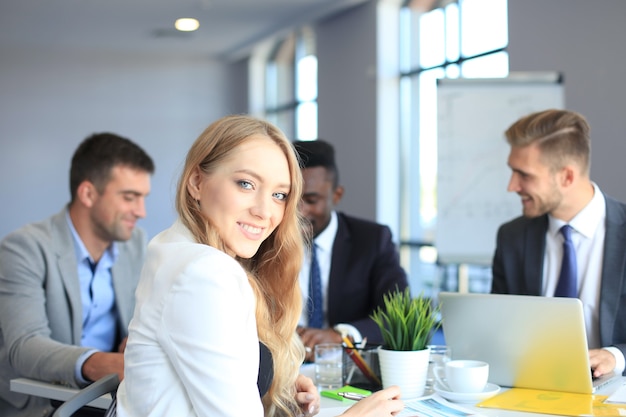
[[342, 336, 382, 385], [337, 392, 368, 401]]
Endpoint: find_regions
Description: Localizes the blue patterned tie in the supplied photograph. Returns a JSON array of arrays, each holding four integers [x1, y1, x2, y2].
[[555, 225, 578, 298], [308, 244, 324, 328]]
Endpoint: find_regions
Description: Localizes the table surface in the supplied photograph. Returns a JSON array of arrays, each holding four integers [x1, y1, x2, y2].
[[11, 373, 626, 416], [317, 377, 626, 417], [305, 353, 626, 417]]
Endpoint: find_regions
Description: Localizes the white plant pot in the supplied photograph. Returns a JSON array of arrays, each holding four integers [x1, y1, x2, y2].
[[377, 346, 430, 399]]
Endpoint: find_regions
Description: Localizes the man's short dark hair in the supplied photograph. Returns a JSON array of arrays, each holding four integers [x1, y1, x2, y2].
[[70, 132, 155, 201], [292, 139, 339, 188]]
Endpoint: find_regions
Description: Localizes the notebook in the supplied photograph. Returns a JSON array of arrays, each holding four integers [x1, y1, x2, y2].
[[438, 292, 619, 394]]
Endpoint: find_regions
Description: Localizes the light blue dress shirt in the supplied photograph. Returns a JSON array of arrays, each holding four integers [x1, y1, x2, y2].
[[66, 212, 119, 383]]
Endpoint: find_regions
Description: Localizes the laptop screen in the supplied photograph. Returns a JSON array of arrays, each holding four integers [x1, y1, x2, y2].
[[438, 292, 596, 394]]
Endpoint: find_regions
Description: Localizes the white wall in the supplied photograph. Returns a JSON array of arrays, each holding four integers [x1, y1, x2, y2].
[[316, 1, 379, 222], [0, 46, 239, 239], [508, 0, 626, 203], [315, 0, 402, 239]]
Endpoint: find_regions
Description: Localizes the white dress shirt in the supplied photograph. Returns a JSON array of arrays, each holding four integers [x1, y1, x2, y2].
[[298, 212, 363, 342], [299, 211, 337, 327], [543, 183, 624, 373], [117, 220, 263, 417]]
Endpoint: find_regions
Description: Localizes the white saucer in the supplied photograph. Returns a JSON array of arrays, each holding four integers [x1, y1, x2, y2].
[[433, 382, 500, 403]]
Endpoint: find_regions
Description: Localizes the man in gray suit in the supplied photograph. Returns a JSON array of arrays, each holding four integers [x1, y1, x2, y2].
[[0, 133, 154, 417], [491, 109, 626, 379]]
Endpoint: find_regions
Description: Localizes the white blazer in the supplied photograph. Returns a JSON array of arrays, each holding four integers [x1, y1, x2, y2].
[[117, 220, 263, 417]]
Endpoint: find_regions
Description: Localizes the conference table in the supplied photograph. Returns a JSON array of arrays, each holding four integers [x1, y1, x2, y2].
[[315, 376, 626, 417], [10, 372, 626, 417]]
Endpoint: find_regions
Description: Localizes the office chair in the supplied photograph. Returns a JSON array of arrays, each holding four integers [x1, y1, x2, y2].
[[52, 373, 119, 417]]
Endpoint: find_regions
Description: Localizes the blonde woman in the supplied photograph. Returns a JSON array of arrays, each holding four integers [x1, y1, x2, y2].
[[116, 115, 403, 417]]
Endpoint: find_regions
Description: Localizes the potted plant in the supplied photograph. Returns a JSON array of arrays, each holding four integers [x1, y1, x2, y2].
[[371, 287, 441, 399]]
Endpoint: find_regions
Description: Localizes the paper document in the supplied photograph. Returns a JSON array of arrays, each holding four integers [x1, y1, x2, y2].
[[606, 382, 626, 404], [398, 395, 487, 417], [316, 394, 484, 417]]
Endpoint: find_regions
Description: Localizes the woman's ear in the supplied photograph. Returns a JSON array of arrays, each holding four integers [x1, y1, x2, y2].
[[186, 168, 202, 200]]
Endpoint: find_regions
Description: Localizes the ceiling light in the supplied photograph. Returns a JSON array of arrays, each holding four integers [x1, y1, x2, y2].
[[175, 18, 200, 32]]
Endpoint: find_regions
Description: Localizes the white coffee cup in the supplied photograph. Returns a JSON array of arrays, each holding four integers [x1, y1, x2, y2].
[[434, 359, 489, 393]]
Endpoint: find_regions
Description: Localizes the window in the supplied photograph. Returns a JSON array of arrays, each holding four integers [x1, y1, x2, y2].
[[263, 27, 318, 141], [398, 0, 508, 296]]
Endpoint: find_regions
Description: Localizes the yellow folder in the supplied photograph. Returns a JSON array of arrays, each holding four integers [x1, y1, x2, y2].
[[477, 388, 626, 416]]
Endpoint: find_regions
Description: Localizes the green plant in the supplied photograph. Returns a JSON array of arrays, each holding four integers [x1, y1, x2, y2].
[[370, 288, 441, 351]]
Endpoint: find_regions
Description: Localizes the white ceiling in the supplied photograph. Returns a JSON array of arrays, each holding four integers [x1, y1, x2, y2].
[[0, 0, 367, 61]]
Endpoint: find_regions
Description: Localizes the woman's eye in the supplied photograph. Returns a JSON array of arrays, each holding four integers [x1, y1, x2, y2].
[[237, 180, 253, 190], [273, 192, 288, 201]]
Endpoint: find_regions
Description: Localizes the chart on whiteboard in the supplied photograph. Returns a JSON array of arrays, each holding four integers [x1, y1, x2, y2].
[[435, 77, 564, 264]]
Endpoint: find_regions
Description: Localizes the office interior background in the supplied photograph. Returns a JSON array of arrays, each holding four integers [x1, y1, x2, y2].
[[1, 0, 625, 298]]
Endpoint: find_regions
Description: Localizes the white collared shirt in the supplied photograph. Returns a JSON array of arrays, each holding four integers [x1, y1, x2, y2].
[[299, 211, 338, 327], [544, 182, 605, 349], [543, 183, 624, 374]]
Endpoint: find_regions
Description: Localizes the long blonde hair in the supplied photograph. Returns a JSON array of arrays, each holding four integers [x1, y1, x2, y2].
[[175, 114, 306, 416]]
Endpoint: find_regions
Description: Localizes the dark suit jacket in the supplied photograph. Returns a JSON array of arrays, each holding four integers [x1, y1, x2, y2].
[[326, 212, 409, 344], [491, 194, 626, 371]]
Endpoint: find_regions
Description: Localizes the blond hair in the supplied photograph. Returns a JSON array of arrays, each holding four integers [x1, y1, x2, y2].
[[505, 108, 591, 176], [175, 114, 306, 416]]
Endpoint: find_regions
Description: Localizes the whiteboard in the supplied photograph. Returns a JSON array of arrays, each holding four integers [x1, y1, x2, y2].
[[435, 73, 564, 264]]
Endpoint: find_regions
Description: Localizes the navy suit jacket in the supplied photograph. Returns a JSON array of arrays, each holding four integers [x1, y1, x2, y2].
[[491, 194, 626, 370], [326, 212, 409, 344]]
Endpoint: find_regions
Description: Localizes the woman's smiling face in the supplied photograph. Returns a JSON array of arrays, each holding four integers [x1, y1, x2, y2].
[[189, 134, 291, 258]]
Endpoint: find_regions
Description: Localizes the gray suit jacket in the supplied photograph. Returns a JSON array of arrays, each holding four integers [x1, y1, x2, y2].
[[491, 194, 626, 372], [0, 208, 146, 417]]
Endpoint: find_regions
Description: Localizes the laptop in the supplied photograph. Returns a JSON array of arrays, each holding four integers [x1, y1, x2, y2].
[[438, 292, 619, 394]]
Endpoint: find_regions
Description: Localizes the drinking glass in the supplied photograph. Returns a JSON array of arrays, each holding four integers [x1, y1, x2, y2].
[[314, 343, 344, 391], [425, 345, 451, 392]]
